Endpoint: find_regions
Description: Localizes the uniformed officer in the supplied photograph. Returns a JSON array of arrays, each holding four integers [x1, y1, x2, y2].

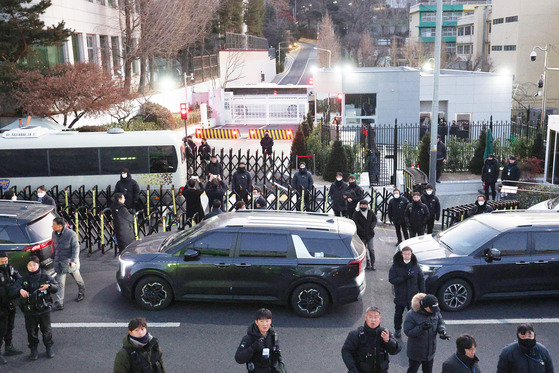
[[0, 253, 23, 364]]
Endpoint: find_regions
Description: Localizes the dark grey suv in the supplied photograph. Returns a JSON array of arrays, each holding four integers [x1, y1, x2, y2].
[[117, 211, 367, 317]]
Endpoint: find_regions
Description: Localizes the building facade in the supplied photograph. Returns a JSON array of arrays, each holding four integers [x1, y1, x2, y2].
[[455, 5, 491, 70]]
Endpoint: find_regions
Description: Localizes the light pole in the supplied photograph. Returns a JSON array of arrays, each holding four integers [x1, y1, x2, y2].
[[278, 42, 293, 66], [429, 0, 443, 186], [313, 46, 331, 68], [183, 72, 194, 135]]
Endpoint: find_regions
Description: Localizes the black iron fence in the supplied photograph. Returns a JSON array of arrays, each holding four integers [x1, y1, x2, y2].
[[441, 200, 521, 230]]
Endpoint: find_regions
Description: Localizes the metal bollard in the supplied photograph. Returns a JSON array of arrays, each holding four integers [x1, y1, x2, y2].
[[172, 186, 177, 216], [162, 216, 166, 233], [134, 215, 139, 240], [301, 189, 305, 211], [65, 189, 69, 208], [147, 187, 151, 216], [323, 188, 329, 213], [74, 210, 79, 241], [276, 188, 280, 211]]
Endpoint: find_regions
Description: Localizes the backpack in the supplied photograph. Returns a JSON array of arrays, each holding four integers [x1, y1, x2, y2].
[[123, 339, 163, 373]]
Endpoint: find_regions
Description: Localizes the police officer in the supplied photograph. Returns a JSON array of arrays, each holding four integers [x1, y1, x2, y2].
[[342, 306, 401, 373], [404, 193, 430, 238], [232, 161, 252, 205], [387, 189, 409, 245], [421, 184, 440, 234], [0, 253, 23, 364]]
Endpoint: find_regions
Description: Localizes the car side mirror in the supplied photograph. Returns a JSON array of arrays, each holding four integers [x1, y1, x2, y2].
[[183, 249, 200, 261], [484, 248, 501, 262]]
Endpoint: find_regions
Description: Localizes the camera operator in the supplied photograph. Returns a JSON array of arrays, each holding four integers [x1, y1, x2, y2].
[[342, 306, 401, 373]]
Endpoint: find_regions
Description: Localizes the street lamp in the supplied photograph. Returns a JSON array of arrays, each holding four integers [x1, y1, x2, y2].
[[530, 44, 559, 125], [278, 41, 294, 65], [313, 46, 332, 68], [183, 72, 194, 136]]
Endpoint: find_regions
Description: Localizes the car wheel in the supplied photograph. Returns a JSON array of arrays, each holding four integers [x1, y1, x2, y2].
[[290, 283, 330, 318], [134, 276, 173, 311], [438, 278, 472, 312]]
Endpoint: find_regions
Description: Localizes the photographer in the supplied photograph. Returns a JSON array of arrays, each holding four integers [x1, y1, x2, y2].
[[342, 306, 401, 373]]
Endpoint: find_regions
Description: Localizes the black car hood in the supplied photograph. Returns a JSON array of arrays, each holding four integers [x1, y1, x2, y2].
[[124, 232, 174, 255], [400, 234, 458, 263]]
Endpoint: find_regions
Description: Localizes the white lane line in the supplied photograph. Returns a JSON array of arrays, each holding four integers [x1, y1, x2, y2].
[[296, 56, 312, 85], [52, 322, 180, 328], [445, 318, 559, 325]]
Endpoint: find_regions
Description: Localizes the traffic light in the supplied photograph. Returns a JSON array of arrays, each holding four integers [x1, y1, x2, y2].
[[180, 103, 188, 120], [308, 77, 314, 85]]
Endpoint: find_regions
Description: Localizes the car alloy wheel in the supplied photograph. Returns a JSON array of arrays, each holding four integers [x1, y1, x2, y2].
[[140, 282, 168, 308], [439, 278, 472, 312], [134, 276, 173, 311], [290, 283, 329, 318]]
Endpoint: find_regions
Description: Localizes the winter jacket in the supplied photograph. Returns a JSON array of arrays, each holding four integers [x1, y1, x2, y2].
[[496, 341, 553, 373], [0, 264, 21, 312], [182, 187, 205, 220], [52, 227, 80, 265], [352, 209, 377, 242], [115, 175, 140, 210], [198, 143, 212, 161], [330, 180, 349, 212], [39, 194, 57, 207], [442, 353, 481, 373], [205, 181, 225, 209], [252, 196, 267, 209], [481, 158, 500, 183], [436, 141, 447, 161], [421, 193, 441, 220], [207, 161, 223, 178], [404, 201, 430, 232], [235, 323, 282, 373], [345, 182, 364, 215], [469, 202, 494, 217], [260, 135, 274, 155], [204, 208, 223, 220], [342, 323, 402, 373], [389, 252, 425, 307], [292, 170, 314, 192], [16, 269, 58, 316], [501, 162, 520, 184], [387, 196, 409, 225], [114, 334, 166, 373], [403, 293, 446, 362], [232, 169, 252, 194], [111, 202, 135, 249]]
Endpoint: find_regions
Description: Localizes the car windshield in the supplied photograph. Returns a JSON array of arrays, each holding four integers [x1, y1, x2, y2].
[[437, 219, 499, 255], [161, 219, 217, 252]]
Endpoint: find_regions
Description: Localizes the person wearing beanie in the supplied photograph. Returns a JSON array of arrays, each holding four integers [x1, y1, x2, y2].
[[496, 324, 553, 373], [469, 195, 494, 217], [421, 184, 440, 234], [404, 193, 430, 238], [114, 317, 166, 373], [330, 172, 349, 217], [404, 293, 450, 373], [442, 334, 481, 373], [501, 156, 521, 187], [481, 154, 499, 201]]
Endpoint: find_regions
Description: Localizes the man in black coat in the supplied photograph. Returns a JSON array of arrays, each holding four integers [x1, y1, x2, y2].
[[204, 199, 223, 220], [404, 193, 430, 238], [389, 247, 425, 339], [330, 172, 349, 217], [235, 308, 283, 373], [345, 175, 363, 217], [469, 195, 494, 217], [198, 138, 212, 162], [207, 155, 224, 179], [232, 162, 252, 205], [251, 186, 267, 210], [260, 132, 274, 156], [497, 323, 554, 373], [501, 156, 521, 186], [205, 176, 225, 211], [404, 293, 450, 373], [481, 154, 499, 201], [436, 136, 447, 183], [291, 162, 314, 211], [421, 184, 440, 234], [342, 306, 401, 373], [36, 186, 56, 207], [114, 169, 140, 211], [182, 178, 205, 223], [442, 334, 481, 373], [0, 253, 23, 364], [387, 189, 409, 245], [353, 200, 377, 270], [111, 193, 135, 254]]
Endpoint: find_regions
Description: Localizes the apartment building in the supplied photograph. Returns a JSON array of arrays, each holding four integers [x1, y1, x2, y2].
[[455, 5, 491, 70]]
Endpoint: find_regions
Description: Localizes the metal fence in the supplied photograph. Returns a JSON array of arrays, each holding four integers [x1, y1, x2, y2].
[[225, 32, 269, 51], [441, 200, 521, 230]]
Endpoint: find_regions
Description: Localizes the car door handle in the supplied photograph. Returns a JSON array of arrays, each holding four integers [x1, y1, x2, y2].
[[515, 261, 530, 265], [534, 260, 549, 264], [214, 263, 231, 268], [234, 263, 252, 268]]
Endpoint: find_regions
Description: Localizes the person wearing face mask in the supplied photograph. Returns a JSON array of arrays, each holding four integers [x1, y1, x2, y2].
[[345, 175, 364, 217], [404, 293, 450, 373], [114, 317, 166, 373], [111, 193, 135, 255], [442, 334, 480, 373], [497, 323, 553, 373], [36, 186, 56, 207], [260, 131, 274, 156], [421, 185, 440, 234], [232, 161, 252, 205], [0, 253, 23, 364], [330, 172, 349, 217], [389, 247, 425, 339], [404, 193, 430, 238], [114, 168, 140, 211], [353, 200, 377, 270], [291, 162, 314, 211], [469, 195, 493, 217], [481, 154, 499, 201], [387, 189, 409, 245]]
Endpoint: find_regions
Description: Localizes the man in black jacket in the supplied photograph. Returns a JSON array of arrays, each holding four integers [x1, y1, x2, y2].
[[436, 136, 447, 183], [291, 162, 314, 211], [198, 138, 212, 161], [204, 199, 223, 220], [342, 306, 401, 373], [421, 184, 440, 234], [207, 155, 224, 179], [345, 175, 363, 217], [235, 308, 283, 373], [36, 186, 56, 207], [469, 195, 494, 217], [111, 193, 135, 254], [260, 132, 274, 156], [501, 156, 521, 186], [232, 162, 252, 205], [0, 253, 23, 364], [205, 176, 225, 211], [481, 154, 499, 201], [442, 334, 481, 373], [387, 189, 409, 245], [389, 247, 425, 339], [330, 172, 349, 217], [353, 200, 377, 270], [114, 169, 140, 211], [182, 178, 205, 222], [497, 323, 554, 373], [404, 193, 430, 238], [251, 186, 267, 209]]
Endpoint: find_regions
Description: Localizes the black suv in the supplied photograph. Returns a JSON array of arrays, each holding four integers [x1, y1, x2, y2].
[[399, 211, 559, 311], [0, 200, 55, 272], [117, 211, 367, 317]]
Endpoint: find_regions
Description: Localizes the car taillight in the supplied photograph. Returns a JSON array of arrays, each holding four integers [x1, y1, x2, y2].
[[348, 257, 364, 276], [23, 240, 52, 252]]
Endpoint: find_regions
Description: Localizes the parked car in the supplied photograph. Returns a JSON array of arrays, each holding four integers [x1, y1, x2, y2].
[[527, 196, 559, 211], [397, 210, 559, 311], [117, 210, 367, 317], [0, 200, 55, 273]]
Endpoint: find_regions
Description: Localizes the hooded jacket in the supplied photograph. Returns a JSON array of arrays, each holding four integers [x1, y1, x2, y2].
[[421, 193, 440, 221], [388, 251, 425, 307], [469, 201, 494, 217], [115, 174, 140, 210], [501, 161, 520, 184], [330, 180, 349, 212], [114, 334, 166, 373], [403, 293, 446, 362], [481, 158, 500, 183], [111, 202, 135, 249], [404, 201, 430, 231], [198, 142, 212, 161], [496, 340, 553, 373], [235, 323, 282, 373], [436, 141, 447, 161], [182, 185, 205, 220], [442, 353, 481, 373], [387, 195, 409, 225], [260, 135, 274, 154]]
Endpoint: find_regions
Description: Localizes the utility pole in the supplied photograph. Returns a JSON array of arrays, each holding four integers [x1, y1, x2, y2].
[[429, 0, 443, 186]]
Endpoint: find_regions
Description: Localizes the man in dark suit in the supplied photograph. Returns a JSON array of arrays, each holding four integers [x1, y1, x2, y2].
[[36, 185, 56, 207], [352, 199, 377, 271]]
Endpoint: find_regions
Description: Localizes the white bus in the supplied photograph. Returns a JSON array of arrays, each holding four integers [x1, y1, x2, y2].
[[0, 127, 186, 192]]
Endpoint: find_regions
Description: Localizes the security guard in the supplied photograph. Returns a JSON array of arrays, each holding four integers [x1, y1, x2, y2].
[[0, 253, 23, 364], [342, 306, 401, 373]]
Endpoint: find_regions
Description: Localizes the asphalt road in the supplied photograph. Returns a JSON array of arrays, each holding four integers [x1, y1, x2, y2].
[[5, 223, 559, 372], [278, 42, 318, 86]]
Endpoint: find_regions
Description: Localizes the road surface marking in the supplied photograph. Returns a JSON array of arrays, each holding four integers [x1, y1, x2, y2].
[[445, 318, 559, 325], [52, 322, 180, 328]]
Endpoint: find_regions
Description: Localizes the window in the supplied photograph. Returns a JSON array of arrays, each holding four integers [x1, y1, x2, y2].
[[86, 34, 97, 63], [464, 44, 472, 54], [491, 232, 528, 256], [193, 232, 235, 257], [443, 12, 461, 21], [345, 94, 376, 116], [506, 16, 518, 23], [504, 45, 516, 51], [493, 18, 504, 24], [533, 231, 559, 255], [420, 28, 435, 37], [99, 35, 111, 71], [111, 36, 120, 70], [458, 27, 464, 36], [0, 150, 48, 177], [445, 43, 456, 54], [49, 148, 100, 176], [439, 219, 498, 255], [239, 233, 288, 257], [72, 34, 83, 62], [457, 45, 464, 54], [301, 238, 350, 258], [492, 45, 502, 51], [422, 12, 436, 22], [0, 226, 26, 244], [100, 147, 149, 174], [442, 27, 456, 37], [465, 26, 473, 35], [149, 146, 178, 173]]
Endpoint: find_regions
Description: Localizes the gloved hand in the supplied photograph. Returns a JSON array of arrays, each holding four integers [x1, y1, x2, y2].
[[252, 338, 264, 352], [421, 321, 432, 330], [439, 331, 451, 340]]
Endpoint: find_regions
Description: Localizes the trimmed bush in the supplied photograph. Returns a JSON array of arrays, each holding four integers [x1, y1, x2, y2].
[[324, 140, 348, 181], [418, 133, 430, 175], [140, 102, 176, 130], [290, 125, 307, 168], [76, 125, 109, 132], [530, 131, 545, 160], [469, 128, 486, 174]]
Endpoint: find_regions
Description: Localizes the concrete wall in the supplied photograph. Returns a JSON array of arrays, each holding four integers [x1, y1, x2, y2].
[[218, 51, 276, 87]]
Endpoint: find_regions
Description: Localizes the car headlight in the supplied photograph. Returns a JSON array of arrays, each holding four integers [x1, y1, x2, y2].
[[119, 256, 135, 278], [419, 264, 442, 274]]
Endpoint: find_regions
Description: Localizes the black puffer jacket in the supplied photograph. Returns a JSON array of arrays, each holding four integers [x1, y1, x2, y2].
[[115, 174, 140, 210], [0, 264, 21, 312], [421, 193, 440, 220], [205, 181, 225, 208], [330, 180, 349, 212], [389, 252, 425, 307], [501, 162, 521, 184], [481, 158, 500, 183], [497, 341, 553, 373], [111, 202, 135, 249], [235, 323, 282, 373], [442, 353, 481, 373], [404, 201, 430, 231], [182, 186, 205, 220], [292, 170, 313, 192], [387, 196, 409, 225], [207, 161, 223, 178], [260, 135, 274, 154], [232, 169, 252, 194], [469, 201, 494, 217], [403, 293, 446, 362], [345, 182, 364, 215]]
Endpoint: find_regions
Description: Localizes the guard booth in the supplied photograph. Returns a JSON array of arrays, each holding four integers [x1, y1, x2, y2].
[[546, 115, 559, 184]]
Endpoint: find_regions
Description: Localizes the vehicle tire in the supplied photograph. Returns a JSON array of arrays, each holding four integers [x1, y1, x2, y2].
[[438, 278, 472, 312], [134, 276, 173, 311], [290, 283, 330, 318]]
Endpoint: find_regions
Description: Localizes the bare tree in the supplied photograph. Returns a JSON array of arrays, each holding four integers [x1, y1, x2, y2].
[[220, 50, 246, 89], [358, 33, 376, 67], [317, 13, 341, 68]]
